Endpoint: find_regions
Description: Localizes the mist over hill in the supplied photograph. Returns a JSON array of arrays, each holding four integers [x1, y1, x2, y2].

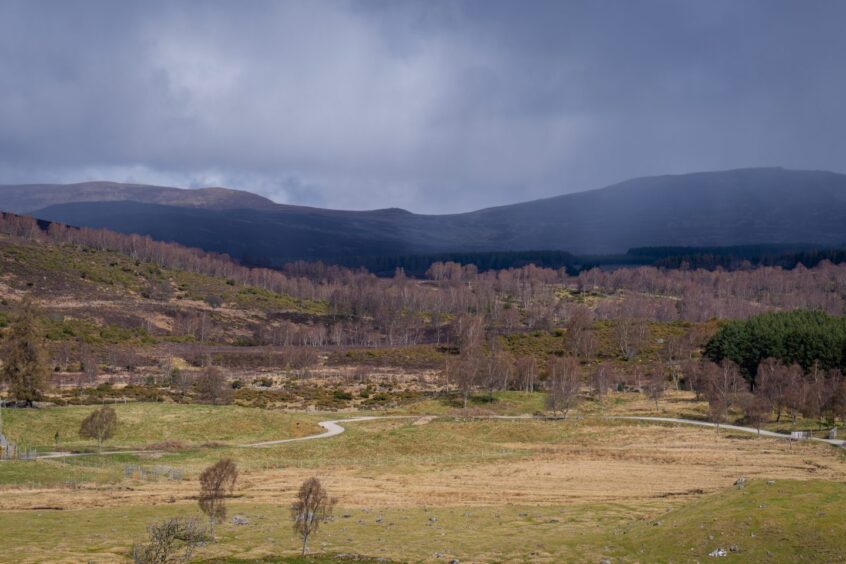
[[2, 168, 846, 265]]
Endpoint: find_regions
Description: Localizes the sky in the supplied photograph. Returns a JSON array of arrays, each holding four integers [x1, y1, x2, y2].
[[1, 1, 845, 213]]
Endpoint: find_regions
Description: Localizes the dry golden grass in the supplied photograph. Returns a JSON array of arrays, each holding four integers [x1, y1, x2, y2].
[[1, 408, 845, 562], [3, 417, 842, 514]]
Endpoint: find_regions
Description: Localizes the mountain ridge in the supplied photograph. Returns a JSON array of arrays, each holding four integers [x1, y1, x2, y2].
[[3, 167, 846, 264]]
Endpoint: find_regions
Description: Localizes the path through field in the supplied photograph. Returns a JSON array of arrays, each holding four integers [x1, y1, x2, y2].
[[7, 413, 844, 462]]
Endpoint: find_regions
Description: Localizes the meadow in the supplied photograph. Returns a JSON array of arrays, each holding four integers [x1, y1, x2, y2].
[[1, 392, 845, 562]]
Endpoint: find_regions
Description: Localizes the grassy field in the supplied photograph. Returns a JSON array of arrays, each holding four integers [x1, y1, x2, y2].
[[1, 480, 843, 562], [1, 395, 845, 561], [2, 403, 324, 451]]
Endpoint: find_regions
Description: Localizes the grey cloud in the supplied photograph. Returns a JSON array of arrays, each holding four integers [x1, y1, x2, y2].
[[0, 0, 844, 212]]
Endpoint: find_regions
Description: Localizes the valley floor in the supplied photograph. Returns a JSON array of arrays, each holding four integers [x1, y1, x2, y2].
[[1, 392, 845, 562]]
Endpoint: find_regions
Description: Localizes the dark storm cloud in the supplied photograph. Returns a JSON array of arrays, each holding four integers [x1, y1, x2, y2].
[[0, 0, 844, 212]]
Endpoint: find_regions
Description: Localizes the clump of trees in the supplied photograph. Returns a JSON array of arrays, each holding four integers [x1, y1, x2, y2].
[[688, 357, 846, 432], [291, 477, 336, 556], [705, 310, 846, 382], [198, 458, 238, 530], [1, 298, 49, 406], [194, 366, 233, 405], [7, 211, 846, 353], [79, 405, 118, 451]]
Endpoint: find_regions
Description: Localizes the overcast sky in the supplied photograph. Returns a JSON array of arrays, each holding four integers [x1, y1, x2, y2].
[[1, 1, 844, 213]]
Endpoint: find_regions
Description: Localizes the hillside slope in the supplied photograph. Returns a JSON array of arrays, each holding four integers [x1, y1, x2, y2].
[[0, 231, 325, 347], [4, 167, 846, 262]]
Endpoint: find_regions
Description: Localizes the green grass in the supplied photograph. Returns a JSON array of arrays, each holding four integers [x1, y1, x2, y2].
[[2, 401, 846, 561], [7, 481, 842, 562], [0, 415, 587, 487], [0, 500, 650, 562], [400, 390, 547, 416], [2, 403, 323, 451], [608, 480, 846, 561], [0, 237, 326, 320], [327, 345, 448, 369], [502, 320, 694, 365]]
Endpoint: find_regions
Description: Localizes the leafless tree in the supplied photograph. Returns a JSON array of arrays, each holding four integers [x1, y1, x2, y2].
[[740, 392, 772, 436], [131, 517, 211, 564], [545, 356, 581, 417], [79, 405, 118, 451], [645, 369, 665, 411], [591, 363, 616, 402], [450, 356, 480, 408], [702, 360, 745, 431], [565, 304, 595, 360], [453, 314, 484, 353], [755, 358, 788, 421], [661, 334, 691, 390], [515, 356, 537, 393], [198, 459, 238, 530], [502, 306, 521, 335], [782, 363, 808, 424], [291, 477, 336, 556], [614, 318, 647, 360], [81, 344, 98, 385]]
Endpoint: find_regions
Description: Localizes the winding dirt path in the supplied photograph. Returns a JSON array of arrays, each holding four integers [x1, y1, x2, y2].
[[8, 413, 843, 462], [612, 416, 845, 446], [244, 415, 414, 447]]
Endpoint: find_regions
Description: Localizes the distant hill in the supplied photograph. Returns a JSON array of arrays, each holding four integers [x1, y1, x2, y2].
[[3, 167, 846, 265], [0, 181, 278, 213]]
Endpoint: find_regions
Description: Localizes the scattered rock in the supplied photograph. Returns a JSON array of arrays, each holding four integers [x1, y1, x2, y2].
[[430, 516, 438, 523], [231, 515, 249, 526], [729, 545, 739, 553], [600, 559, 613, 564], [767, 480, 776, 485], [734, 477, 748, 488], [708, 548, 727, 557]]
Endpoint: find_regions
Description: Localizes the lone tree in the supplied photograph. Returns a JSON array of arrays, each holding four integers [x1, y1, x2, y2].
[[645, 369, 666, 411], [194, 366, 233, 405], [131, 517, 211, 564], [740, 391, 772, 437], [702, 360, 746, 431], [1, 298, 49, 406], [79, 405, 118, 451], [291, 477, 336, 556], [449, 356, 479, 409], [545, 356, 581, 417], [198, 458, 238, 530]]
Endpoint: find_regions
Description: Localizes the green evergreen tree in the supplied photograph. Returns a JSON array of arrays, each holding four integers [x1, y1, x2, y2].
[[1, 298, 49, 406]]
